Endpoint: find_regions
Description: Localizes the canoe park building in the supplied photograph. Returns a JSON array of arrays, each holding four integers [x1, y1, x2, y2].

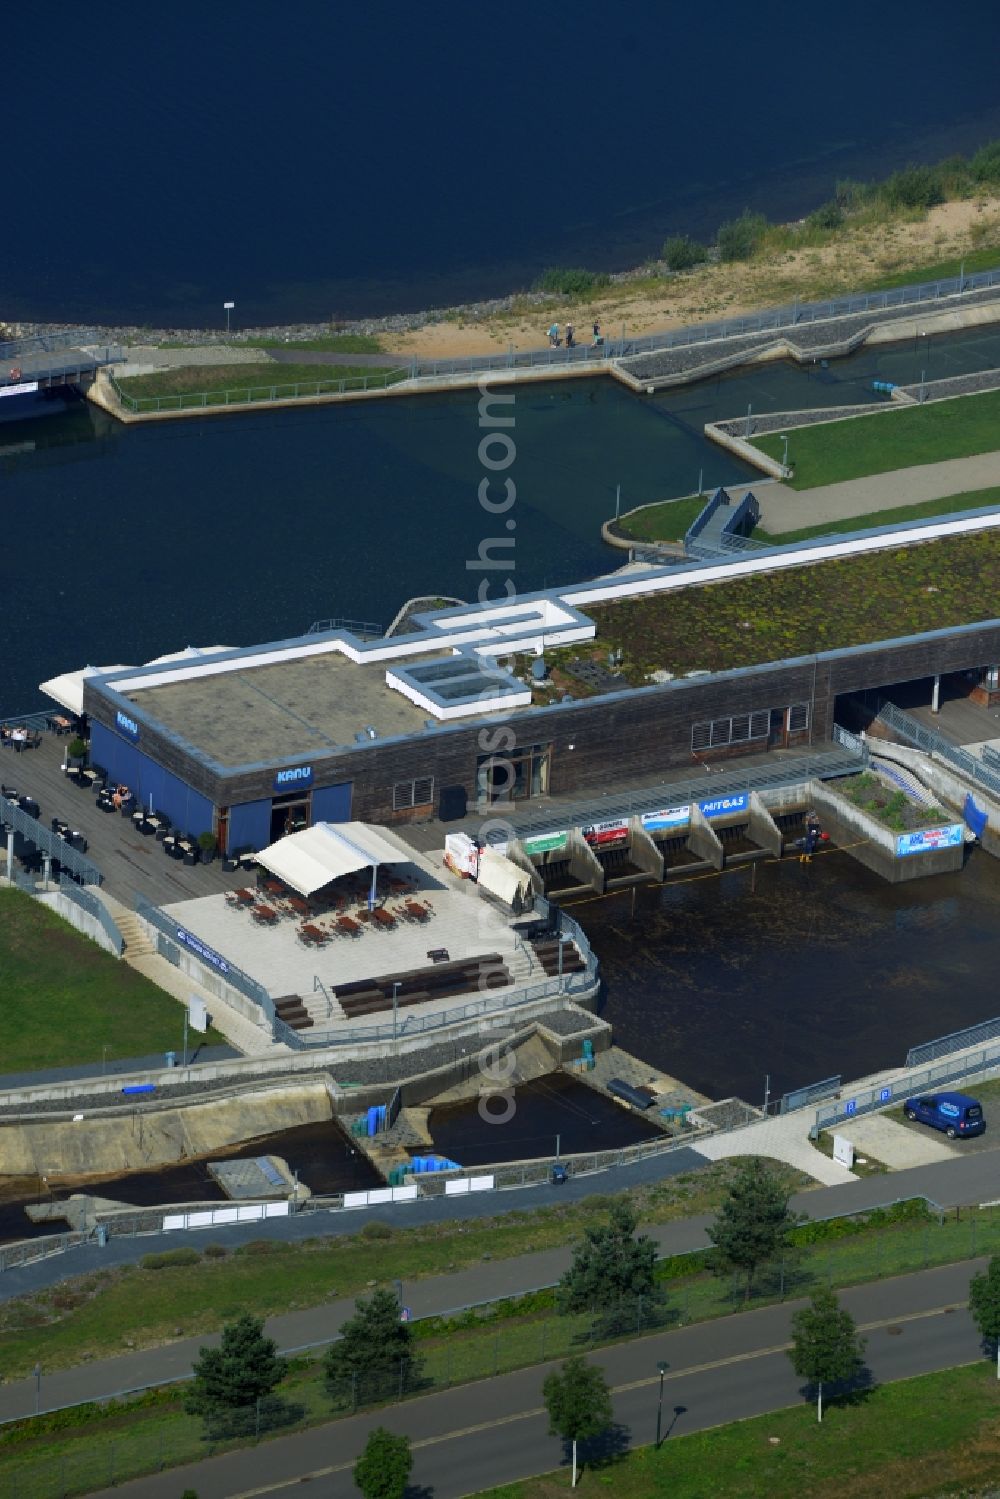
[[39, 512, 1000, 858]]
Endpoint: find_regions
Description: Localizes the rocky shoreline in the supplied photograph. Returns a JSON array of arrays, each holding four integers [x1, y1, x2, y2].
[[5, 257, 696, 350]]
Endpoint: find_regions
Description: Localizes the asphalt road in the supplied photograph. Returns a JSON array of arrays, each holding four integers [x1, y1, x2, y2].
[[86, 1259, 987, 1499], [4, 1148, 1000, 1422]]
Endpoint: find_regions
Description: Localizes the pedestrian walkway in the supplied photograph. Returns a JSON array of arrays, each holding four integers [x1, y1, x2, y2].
[[734, 449, 1000, 535]]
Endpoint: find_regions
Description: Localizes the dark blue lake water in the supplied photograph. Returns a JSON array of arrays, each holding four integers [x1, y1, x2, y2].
[[7, 2, 1000, 326], [4, 320, 1000, 715]]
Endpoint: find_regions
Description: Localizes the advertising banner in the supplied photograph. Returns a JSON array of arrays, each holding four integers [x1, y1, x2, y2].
[[698, 792, 750, 819], [522, 831, 568, 855], [0, 381, 40, 399], [641, 805, 690, 832], [582, 819, 629, 848], [896, 824, 964, 858]]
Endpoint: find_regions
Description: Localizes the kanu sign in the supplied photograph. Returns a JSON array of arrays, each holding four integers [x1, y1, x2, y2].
[[273, 765, 314, 791], [115, 709, 140, 742]]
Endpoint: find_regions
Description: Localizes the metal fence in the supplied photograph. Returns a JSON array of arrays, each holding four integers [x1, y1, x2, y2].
[[815, 1040, 1000, 1131], [780, 1074, 841, 1115], [0, 328, 104, 360], [134, 896, 275, 1026], [109, 368, 409, 415], [56, 875, 124, 955], [406, 266, 1000, 378], [875, 699, 1000, 801], [907, 1015, 1000, 1069], [0, 795, 103, 885], [305, 616, 382, 638]]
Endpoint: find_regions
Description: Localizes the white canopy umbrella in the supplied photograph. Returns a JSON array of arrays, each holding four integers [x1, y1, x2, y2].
[[38, 664, 137, 717], [253, 821, 412, 904]]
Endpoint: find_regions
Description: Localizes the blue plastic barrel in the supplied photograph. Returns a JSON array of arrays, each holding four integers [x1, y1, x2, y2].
[[366, 1106, 379, 1137]]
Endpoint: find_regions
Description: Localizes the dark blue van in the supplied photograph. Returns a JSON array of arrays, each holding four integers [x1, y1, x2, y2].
[[903, 1091, 985, 1139]]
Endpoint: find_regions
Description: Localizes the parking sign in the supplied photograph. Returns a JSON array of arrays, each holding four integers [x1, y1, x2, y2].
[[844, 1099, 857, 1116], [879, 1086, 892, 1103]]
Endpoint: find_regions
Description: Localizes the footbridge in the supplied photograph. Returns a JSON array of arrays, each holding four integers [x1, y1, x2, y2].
[[0, 329, 123, 399]]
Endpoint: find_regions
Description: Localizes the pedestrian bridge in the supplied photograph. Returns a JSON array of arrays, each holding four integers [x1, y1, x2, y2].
[[1, 329, 122, 397]]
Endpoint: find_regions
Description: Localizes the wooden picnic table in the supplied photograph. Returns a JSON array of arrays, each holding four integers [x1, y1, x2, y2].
[[372, 907, 396, 930], [289, 895, 310, 916], [234, 887, 256, 906], [300, 923, 328, 945], [405, 901, 429, 921], [336, 915, 361, 937], [252, 904, 279, 924]]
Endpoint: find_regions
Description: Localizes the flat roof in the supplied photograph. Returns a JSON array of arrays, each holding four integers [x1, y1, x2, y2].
[[125, 652, 443, 765]]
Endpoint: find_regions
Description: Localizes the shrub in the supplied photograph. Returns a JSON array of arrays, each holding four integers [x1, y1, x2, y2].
[[971, 139, 1000, 183], [234, 1238, 292, 1256], [834, 179, 871, 211], [141, 1248, 200, 1270], [882, 165, 945, 210], [533, 267, 609, 297], [716, 210, 769, 262], [662, 234, 708, 271], [67, 737, 88, 761], [806, 200, 844, 231], [197, 831, 217, 853], [203, 1243, 228, 1259], [362, 1220, 392, 1240]]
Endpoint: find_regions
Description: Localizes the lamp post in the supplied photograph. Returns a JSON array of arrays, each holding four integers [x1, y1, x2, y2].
[[223, 300, 235, 338], [32, 1363, 41, 1415], [655, 1361, 669, 1447], [392, 981, 401, 1041], [779, 433, 789, 470]]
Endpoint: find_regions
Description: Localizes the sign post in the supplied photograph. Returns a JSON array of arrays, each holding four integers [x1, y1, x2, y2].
[[223, 301, 235, 338]]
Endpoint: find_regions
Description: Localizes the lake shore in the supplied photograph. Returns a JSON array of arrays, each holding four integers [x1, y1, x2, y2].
[[7, 198, 1000, 363]]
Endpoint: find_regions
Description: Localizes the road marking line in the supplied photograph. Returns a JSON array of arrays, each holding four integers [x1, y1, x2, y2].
[[227, 1301, 969, 1497]]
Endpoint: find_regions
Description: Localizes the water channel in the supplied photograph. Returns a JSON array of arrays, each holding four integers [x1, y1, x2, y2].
[[3, 321, 1000, 714]]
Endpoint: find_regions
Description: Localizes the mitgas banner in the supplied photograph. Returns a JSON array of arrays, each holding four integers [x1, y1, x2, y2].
[[522, 831, 568, 855], [641, 805, 691, 832], [896, 824, 964, 858], [698, 792, 750, 819]]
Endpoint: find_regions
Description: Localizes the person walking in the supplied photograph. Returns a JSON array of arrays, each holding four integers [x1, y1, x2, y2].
[[592, 318, 602, 345], [565, 323, 575, 349], [548, 322, 560, 348]]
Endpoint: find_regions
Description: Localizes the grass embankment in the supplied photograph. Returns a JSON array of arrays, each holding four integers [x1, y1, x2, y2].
[[837, 773, 949, 834], [5, 1201, 1000, 1496], [612, 495, 708, 544], [0, 1166, 795, 1376], [479, 1363, 1000, 1499], [574, 530, 1000, 686], [755, 388, 1000, 490], [116, 361, 405, 410], [247, 334, 383, 353], [0, 889, 223, 1071], [866, 243, 1000, 290], [753, 485, 1000, 544]]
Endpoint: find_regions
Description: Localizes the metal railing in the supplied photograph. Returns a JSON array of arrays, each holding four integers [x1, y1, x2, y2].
[[815, 1040, 1000, 1131], [306, 616, 382, 638], [0, 795, 103, 884], [134, 896, 275, 1025], [56, 875, 124, 955], [109, 367, 409, 415], [907, 1015, 1000, 1069], [780, 1074, 841, 1114], [406, 266, 1000, 379], [875, 699, 1000, 800], [273, 953, 599, 1050], [0, 328, 103, 360]]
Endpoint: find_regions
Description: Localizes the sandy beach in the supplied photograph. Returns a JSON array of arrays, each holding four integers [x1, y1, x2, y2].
[[390, 198, 1000, 360]]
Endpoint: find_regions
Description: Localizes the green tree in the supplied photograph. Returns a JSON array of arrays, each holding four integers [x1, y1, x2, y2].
[[882, 164, 944, 210], [558, 1200, 657, 1323], [716, 210, 768, 262], [184, 1314, 285, 1420], [324, 1288, 421, 1405], [707, 1158, 798, 1302], [971, 140, 1000, 184], [969, 1255, 1000, 1377], [788, 1286, 866, 1422], [662, 235, 708, 272], [542, 1355, 613, 1488], [353, 1426, 412, 1499], [806, 200, 844, 232]]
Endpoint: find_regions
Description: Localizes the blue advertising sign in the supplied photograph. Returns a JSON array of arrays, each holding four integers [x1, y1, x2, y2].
[[698, 792, 750, 820], [115, 708, 140, 742], [174, 926, 230, 976], [641, 805, 691, 831], [844, 1099, 857, 1116], [273, 764, 314, 792], [879, 1086, 892, 1103], [896, 825, 963, 858]]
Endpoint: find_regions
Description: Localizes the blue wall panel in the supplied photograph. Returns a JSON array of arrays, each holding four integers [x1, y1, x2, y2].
[[311, 782, 352, 825], [229, 798, 271, 853], [89, 725, 213, 835]]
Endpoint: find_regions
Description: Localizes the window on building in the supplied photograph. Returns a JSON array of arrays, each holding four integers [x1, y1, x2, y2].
[[392, 776, 435, 812], [692, 710, 770, 751], [477, 743, 552, 804], [787, 702, 810, 734]]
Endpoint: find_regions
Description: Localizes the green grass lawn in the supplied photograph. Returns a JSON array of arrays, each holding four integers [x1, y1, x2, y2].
[[756, 484, 1000, 544], [116, 361, 405, 410], [478, 1362, 1000, 1499], [864, 244, 1000, 292], [613, 496, 707, 543], [0, 889, 223, 1071], [755, 388, 1000, 490], [6, 1201, 1000, 1498]]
